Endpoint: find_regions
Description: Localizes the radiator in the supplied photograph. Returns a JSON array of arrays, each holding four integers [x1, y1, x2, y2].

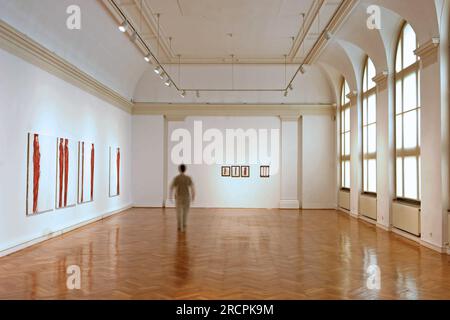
[[339, 191, 350, 211], [392, 202, 421, 236], [360, 195, 377, 220]]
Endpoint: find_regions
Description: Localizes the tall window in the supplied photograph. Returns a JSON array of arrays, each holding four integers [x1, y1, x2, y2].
[[341, 80, 351, 189], [395, 23, 421, 202], [362, 57, 377, 194]]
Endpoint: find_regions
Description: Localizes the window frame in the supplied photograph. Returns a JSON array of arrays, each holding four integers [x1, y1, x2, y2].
[[361, 56, 377, 195], [394, 22, 421, 204], [340, 80, 351, 191]]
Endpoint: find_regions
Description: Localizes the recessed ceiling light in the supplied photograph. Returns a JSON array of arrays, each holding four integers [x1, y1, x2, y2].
[[118, 20, 128, 33]]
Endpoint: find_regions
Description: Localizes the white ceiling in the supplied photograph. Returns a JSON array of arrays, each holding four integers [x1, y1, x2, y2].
[[117, 0, 342, 63], [147, 0, 313, 59]]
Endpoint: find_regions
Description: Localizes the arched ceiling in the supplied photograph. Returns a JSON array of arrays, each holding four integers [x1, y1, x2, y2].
[[0, 0, 149, 100], [0, 0, 443, 105]]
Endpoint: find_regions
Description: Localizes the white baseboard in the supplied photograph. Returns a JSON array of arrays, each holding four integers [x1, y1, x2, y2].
[[359, 215, 377, 225], [279, 200, 300, 209], [337, 207, 350, 215], [376, 223, 391, 232], [302, 203, 337, 210], [419, 239, 445, 254], [0, 204, 132, 258], [349, 211, 359, 219], [392, 227, 421, 243], [132, 204, 163, 208]]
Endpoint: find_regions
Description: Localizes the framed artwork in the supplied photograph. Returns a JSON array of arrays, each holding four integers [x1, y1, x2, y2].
[[109, 146, 121, 197], [260, 166, 270, 178], [221, 166, 231, 177], [231, 166, 240, 178], [78, 141, 95, 204], [26, 133, 56, 215], [241, 166, 250, 178], [56, 137, 77, 209]]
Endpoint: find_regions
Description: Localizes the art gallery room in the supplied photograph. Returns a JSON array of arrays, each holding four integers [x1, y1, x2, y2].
[[1, 0, 450, 304]]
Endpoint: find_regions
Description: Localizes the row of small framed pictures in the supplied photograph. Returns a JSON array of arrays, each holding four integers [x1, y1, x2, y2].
[[221, 166, 270, 178]]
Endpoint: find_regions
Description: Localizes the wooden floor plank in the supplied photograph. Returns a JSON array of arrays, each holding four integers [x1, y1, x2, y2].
[[0, 208, 449, 300]]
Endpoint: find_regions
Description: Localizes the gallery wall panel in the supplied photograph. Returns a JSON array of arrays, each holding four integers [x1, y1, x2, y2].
[[0, 47, 132, 253]]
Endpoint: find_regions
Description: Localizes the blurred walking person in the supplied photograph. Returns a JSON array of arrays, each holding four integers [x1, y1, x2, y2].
[[170, 164, 195, 232]]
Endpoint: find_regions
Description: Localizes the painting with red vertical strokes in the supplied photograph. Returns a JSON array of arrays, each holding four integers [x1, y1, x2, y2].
[[241, 166, 250, 178], [26, 133, 56, 215], [109, 146, 121, 197], [78, 141, 95, 204], [55, 137, 77, 209]]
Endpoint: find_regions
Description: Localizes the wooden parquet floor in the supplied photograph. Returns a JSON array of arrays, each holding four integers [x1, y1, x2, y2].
[[0, 208, 450, 300]]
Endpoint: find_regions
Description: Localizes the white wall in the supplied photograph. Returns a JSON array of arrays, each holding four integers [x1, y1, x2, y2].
[[167, 117, 281, 209], [131, 114, 338, 209], [0, 47, 132, 253], [132, 115, 165, 207], [302, 115, 337, 209]]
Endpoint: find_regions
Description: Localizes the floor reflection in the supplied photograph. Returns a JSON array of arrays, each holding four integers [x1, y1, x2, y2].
[[174, 232, 190, 287]]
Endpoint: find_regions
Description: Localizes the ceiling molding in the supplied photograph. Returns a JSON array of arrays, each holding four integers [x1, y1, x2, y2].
[[308, 0, 360, 65], [288, 0, 326, 61], [415, 38, 440, 68], [133, 103, 336, 117], [0, 19, 133, 113]]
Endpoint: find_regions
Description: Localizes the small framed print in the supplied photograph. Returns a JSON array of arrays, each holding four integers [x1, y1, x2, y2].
[[260, 166, 270, 178], [231, 166, 240, 177], [221, 166, 231, 177], [241, 166, 250, 178]]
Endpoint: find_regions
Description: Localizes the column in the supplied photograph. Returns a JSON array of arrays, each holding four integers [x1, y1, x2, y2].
[[415, 38, 448, 251], [164, 115, 186, 208], [279, 116, 300, 209], [348, 91, 361, 217], [373, 71, 394, 229]]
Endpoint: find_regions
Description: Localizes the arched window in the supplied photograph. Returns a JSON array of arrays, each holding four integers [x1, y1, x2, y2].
[[362, 57, 377, 194], [341, 80, 351, 189], [395, 23, 420, 202]]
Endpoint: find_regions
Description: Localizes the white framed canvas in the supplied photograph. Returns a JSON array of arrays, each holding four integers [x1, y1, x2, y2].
[[78, 141, 95, 204], [56, 137, 77, 209], [26, 133, 56, 215], [109, 146, 121, 197]]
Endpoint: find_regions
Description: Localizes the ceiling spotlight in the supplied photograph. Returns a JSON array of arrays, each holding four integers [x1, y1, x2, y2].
[[300, 66, 305, 74], [325, 31, 332, 40], [164, 79, 171, 87], [180, 90, 186, 98], [159, 72, 166, 80], [196, 90, 200, 98], [288, 84, 293, 91], [284, 90, 288, 97], [154, 66, 162, 75], [118, 20, 128, 33], [144, 54, 152, 63]]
